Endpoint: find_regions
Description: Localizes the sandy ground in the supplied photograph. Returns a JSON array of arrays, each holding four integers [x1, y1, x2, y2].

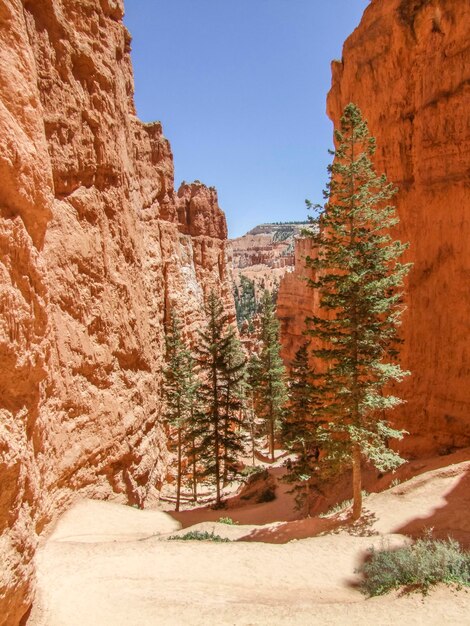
[[28, 455, 470, 625]]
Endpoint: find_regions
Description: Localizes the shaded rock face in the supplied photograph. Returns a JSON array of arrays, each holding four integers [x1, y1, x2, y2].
[[0, 0, 233, 622], [278, 0, 470, 458]]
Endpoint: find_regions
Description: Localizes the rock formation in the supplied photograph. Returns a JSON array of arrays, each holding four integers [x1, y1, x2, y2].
[[230, 223, 305, 296], [278, 0, 470, 457], [0, 0, 233, 623]]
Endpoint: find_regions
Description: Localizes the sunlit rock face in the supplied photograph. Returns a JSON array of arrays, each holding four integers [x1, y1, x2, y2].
[[278, 0, 470, 459], [229, 223, 305, 299], [0, 0, 234, 622]]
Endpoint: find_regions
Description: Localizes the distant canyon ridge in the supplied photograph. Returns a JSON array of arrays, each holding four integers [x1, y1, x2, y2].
[[230, 222, 306, 287]]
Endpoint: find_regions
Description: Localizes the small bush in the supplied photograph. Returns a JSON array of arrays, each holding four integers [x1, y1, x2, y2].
[[319, 498, 351, 518], [218, 517, 238, 525], [359, 537, 470, 596], [168, 530, 230, 542], [319, 491, 369, 518], [240, 466, 266, 480]]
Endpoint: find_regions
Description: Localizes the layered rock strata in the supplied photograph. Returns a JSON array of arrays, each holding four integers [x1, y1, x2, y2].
[[0, 0, 233, 623], [278, 0, 470, 457], [230, 223, 305, 296]]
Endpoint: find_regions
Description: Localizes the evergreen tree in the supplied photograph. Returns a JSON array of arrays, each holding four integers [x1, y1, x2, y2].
[[183, 361, 202, 503], [193, 291, 246, 506], [162, 311, 197, 512], [283, 342, 323, 515], [221, 332, 247, 485], [245, 354, 262, 465], [305, 103, 412, 520], [234, 275, 257, 328], [254, 290, 288, 462]]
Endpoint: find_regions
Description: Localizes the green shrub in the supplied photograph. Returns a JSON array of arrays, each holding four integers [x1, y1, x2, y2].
[[168, 530, 230, 542], [218, 517, 238, 525], [319, 491, 369, 518], [319, 498, 352, 518], [240, 466, 266, 480], [359, 537, 470, 596]]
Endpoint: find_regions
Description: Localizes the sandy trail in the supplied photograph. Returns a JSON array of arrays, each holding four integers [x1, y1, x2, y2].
[[28, 457, 470, 625]]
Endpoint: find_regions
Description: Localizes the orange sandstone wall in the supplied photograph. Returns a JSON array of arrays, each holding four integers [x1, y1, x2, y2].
[[0, 1, 233, 623], [278, 0, 470, 458]]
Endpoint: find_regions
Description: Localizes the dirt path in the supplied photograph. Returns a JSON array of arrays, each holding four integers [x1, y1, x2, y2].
[[28, 457, 470, 625]]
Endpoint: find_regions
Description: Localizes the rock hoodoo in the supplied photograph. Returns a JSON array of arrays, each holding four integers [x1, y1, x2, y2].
[[278, 0, 470, 458], [0, 0, 234, 623]]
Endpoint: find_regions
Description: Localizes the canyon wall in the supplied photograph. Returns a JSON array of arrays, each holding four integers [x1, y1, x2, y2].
[[278, 0, 470, 457], [0, 0, 233, 623]]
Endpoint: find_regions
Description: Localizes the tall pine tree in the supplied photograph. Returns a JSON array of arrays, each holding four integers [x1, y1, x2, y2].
[[254, 290, 288, 462], [162, 311, 198, 512], [306, 103, 412, 519], [245, 354, 262, 465], [182, 358, 202, 503], [221, 332, 247, 485], [193, 291, 246, 506]]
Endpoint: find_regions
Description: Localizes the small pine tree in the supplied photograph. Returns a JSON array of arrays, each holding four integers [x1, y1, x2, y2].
[[283, 342, 323, 515], [162, 311, 197, 512], [253, 290, 288, 462], [305, 103, 412, 520], [193, 291, 246, 506]]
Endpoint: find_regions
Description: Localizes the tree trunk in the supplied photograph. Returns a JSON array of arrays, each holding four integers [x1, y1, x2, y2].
[[223, 413, 229, 486], [250, 406, 256, 466], [212, 353, 221, 506], [176, 427, 182, 512], [191, 434, 197, 502], [305, 481, 310, 518], [269, 415, 275, 462], [214, 419, 221, 506], [352, 444, 362, 520]]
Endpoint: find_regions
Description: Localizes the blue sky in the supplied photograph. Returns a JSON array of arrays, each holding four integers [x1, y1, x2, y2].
[[123, 1, 370, 238]]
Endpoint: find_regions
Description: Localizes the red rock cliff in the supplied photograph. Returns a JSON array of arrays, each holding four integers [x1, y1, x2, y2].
[[0, 0, 234, 622], [278, 0, 470, 458]]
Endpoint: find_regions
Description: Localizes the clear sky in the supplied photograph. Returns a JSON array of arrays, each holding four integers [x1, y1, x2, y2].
[[123, 1, 370, 238]]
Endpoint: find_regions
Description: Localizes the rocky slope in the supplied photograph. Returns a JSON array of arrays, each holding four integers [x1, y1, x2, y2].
[[0, 1, 233, 623], [278, 0, 470, 457]]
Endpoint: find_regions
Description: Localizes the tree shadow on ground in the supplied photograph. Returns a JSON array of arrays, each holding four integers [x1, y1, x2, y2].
[[396, 469, 470, 548], [329, 509, 379, 537]]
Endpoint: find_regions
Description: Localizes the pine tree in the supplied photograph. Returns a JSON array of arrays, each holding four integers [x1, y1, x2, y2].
[[254, 290, 288, 462], [221, 332, 247, 485], [234, 274, 257, 328], [193, 291, 246, 506], [245, 354, 262, 465], [182, 361, 202, 503], [305, 103, 412, 520], [162, 311, 197, 512], [283, 342, 323, 515]]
